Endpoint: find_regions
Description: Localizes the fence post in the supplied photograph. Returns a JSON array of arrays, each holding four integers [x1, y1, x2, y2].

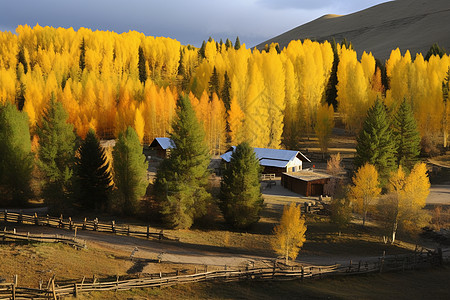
[[18, 212, 23, 224], [4, 209, 7, 223], [147, 225, 150, 239], [69, 217, 73, 231], [94, 218, 98, 231], [51, 277, 57, 300], [34, 213, 39, 225], [59, 214, 63, 229], [83, 218, 87, 230], [73, 283, 78, 298], [111, 221, 116, 233], [127, 225, 130, 236], [12, 275, 18, 300], [358, 261, 361, 272], [272, 261, 276, 279], [46, 215, 49, 226], [301, 266, 304, 281]]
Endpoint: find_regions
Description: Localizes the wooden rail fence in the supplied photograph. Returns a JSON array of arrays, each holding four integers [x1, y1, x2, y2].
[[0, 248, 447, 299], [0, 210, 178, 242], [0, 229, 85, 249]]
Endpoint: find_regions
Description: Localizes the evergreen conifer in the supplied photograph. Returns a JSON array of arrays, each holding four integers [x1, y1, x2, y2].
[[36, 97, 77, 209], [0, 102, 33, 206], [112, 126, 148, 215], [219, 142, 264, 229], [138, 46, 147, 84], [355, 98, 396, 185], [234, 37, 241, 50], [154, 95, 211, 229], [392, 99, 421, 171], [75, 129, 112, 211]]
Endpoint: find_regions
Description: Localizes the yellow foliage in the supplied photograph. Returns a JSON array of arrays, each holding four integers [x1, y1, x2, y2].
[[271, 203, 307, 264], [349, 163, 381, 225]]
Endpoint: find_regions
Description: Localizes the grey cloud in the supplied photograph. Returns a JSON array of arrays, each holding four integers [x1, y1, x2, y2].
[[0, 0, 389, 47]]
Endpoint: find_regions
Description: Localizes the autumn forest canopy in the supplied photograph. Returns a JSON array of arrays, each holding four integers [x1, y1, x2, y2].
[[0, 25, 449, 152]]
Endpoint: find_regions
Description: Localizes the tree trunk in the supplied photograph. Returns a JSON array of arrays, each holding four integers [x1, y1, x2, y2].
[[391, 221, 397, 244]]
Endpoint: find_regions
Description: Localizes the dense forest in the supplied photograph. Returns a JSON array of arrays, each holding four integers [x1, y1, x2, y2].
[[0, 25, 449, 153]]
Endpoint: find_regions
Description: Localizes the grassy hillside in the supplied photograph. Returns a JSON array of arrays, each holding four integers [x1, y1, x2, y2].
[[257, 0, 450, 60]]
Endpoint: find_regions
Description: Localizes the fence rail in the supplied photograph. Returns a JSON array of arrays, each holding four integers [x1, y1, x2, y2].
[[0, 210, 178, 242], [0, 229, 85, 249], [0, 249, 446, 299]]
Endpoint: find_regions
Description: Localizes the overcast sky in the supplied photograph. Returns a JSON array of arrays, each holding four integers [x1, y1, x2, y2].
[[0, 0, 390, 47]]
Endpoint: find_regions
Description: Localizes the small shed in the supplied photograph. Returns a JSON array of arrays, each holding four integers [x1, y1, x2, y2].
[[221, 147, 310, 176], [281, 171, 332, 197], [149, 137, 174, 158]]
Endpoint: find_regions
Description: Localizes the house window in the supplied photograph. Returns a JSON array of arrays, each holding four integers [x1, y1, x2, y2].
[[292, 167, 296, 172]]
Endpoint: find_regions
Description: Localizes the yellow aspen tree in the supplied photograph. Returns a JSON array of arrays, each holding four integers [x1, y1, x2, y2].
[[228, 97, 245, 146], [134, 106, 145, 143], [315, 103, 335, 157], [271, 203, 307, 265], [261, 49, 285, 148], [282, 56, 300, 149], [336, 49, 373, 133], [210, 93, 227, 154], [245, 57, 268, 147], [382, 163, 431, 242], [349, 163, 381, 226]]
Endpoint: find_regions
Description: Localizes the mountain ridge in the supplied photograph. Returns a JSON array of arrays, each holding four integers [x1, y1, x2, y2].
[[257, 0, 450, 60]]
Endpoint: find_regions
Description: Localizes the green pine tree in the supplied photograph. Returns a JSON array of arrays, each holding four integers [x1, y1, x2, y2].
[[154, 95, 212, 229], [325, 39, 339, 109], [0, 102, 33, 206], [219, 142, 264, 229], [392, 99, 421, 171], [208, 66, 220, 99], [112, 126, 148, 215], [36, 97, 77, 210], [234, 36, 241, 50], [198, 41, 206, 60], [138, 46, 147, 84], [75, 129, 112, 211], [79, 38, 86, 72], [17, 47, 28, 75], [425, 43, 446, 61], [355, 98, 396, 185], [225, 38, 233, 50]]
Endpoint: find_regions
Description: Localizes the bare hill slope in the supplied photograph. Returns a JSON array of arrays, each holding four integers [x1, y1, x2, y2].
[[257, 0, 450, 60]]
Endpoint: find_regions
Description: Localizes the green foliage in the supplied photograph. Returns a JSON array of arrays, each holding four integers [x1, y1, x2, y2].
[[234, 37, 241, 50], [79, 37, 86, 72], [325, 39, 339, 109], [208, 66, 220, 99], [225, 38, 233, 50], [154, 95, 212, 229], [355, 98, 396, 186], [17, 47, 28, 75], [75, 129, 112, 211], [219, 142, 264, 229], [138, 46, 147, 84], [330, 197, 352, 235], [221, 71, 231, 111], [112, 126, 148, 215], [425, 43, 446, 61], [392, 99, 420, 171], [36, 97, 77, 209], [198, 41, 206, 60], [0, 102, 33, 206]]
